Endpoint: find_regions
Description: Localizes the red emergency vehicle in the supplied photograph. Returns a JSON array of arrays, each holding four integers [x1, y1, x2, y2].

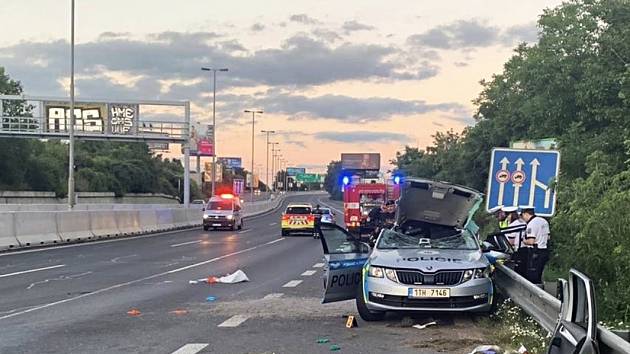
[[343, 180, 400, 234]]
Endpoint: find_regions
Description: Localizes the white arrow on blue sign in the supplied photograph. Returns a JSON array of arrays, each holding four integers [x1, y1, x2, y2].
[[486, 148, 560, 217]]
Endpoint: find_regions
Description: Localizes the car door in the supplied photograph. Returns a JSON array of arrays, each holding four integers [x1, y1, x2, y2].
[[318, 222, 370, 303], [548, 269, 599, 354]]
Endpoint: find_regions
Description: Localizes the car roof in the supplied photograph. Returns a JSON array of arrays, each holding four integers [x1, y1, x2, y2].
[[286, 203, 312, 208]]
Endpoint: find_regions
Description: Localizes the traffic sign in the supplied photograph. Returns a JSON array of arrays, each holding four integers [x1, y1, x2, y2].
[[487, 148, 560, 217]]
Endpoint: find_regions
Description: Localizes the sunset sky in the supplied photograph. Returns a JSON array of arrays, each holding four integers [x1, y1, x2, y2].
[[0, 0, 563, 179]]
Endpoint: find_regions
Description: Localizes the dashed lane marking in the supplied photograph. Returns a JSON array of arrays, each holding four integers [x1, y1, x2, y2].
[[218, 315, 249, 327], [171, 343, 209, 354], [282, 280, 303, 288], [263, 293, 284, 299], [0, 264, 65, 278], [313, 263, 325, 268], [170, 240, 201, 248], [238, 229, 251, 234], [269, 222, 277, 226], [301, 270, 317, 276], [0, 238, 286, 321]]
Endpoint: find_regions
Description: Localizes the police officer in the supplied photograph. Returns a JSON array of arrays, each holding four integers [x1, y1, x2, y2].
[[519, 205, 550, 286], [312, 204, 323, 239], [501, 206, 527, 276], [489, 205, 509, 229]]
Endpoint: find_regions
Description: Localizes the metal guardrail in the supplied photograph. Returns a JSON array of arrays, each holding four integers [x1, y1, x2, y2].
[[495, 263, 630, 354]]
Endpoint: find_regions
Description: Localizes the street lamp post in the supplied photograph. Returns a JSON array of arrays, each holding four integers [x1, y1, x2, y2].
[[201, 67, 228, 197], [261, 130, 275, 194], [244, 110, 263, 203], [269, 143, 279, 191], [67, 0, 76, 209], [273, 149, 281, 191]]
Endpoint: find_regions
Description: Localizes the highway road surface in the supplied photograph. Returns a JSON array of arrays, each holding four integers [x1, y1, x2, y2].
[[0, 194, 492, 354]]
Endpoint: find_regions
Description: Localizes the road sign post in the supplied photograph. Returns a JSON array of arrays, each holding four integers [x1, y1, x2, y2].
[[487, 148, 560, 217]]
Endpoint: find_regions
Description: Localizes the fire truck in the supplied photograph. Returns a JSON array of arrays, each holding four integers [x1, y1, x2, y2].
[[343, 178, 401, 235]]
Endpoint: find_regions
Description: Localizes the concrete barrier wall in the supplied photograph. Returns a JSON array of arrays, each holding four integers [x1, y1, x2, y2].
[[0, 213, 20, 251], [56, 211, 93, 242], [14, 212, 62, 246], [89, 211, 120, 238], [0, 192, 318, 251]]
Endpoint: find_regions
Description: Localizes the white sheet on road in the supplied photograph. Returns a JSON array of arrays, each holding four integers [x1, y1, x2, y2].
[[217, 269, 249, 283]]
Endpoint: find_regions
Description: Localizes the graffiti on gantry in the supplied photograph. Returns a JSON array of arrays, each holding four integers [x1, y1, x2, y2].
[[109, 104, 136, 134]]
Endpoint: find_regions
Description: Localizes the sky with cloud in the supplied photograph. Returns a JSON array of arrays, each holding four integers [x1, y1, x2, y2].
[[0, 0, 562, 177]]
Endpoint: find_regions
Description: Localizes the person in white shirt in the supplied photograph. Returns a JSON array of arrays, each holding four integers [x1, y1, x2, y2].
[[520, 205, 550, 285], [500, 206, 527, 276]]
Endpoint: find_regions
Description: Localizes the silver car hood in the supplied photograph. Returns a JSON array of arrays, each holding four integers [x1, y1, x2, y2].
[[369, 248, 489, 271], [396, 178, 483, 228]]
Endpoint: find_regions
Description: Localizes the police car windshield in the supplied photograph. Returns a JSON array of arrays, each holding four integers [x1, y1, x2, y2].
[[377, 229, 478, 250], [208, 200, 232, 210]]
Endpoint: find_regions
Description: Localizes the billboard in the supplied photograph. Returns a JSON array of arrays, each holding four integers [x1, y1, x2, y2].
[[189, 125, 214, 157], [286, 167, 306, 176], [203, 162, 222, 182], [245, 173, 259, 189], [197, 138, 214, 156], [218, 157, 242, 169], [233, 178, 244, 195], [341, 153, 380, 170]]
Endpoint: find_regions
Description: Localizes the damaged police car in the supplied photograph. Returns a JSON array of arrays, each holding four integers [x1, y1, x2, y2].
[[318, 178, 504, 321]]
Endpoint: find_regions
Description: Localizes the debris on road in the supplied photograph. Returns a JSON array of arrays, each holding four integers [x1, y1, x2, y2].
[[217, 269, 249, 283], [518, 345, 529, 354], [468, 345, 503, 354], [169, 309, 188, 316], [316, 338, 330, 344], [345, 315, 358, 328], [127, 308, 141, 317], [206, 296, 217, 302], [189, 280, 199, 284], [412, 321, 437, 330], [329, 344, 341, 351]]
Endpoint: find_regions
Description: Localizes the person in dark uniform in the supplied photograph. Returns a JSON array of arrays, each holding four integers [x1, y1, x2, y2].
[[312, 204, 323, 239], [519, 205, 550, 286]]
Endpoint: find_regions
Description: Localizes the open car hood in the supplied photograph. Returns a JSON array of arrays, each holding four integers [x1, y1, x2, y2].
[[396, 178, 482, 228]]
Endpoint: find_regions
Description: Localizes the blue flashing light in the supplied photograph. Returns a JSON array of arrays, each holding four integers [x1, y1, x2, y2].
[[393, 175, 401, 184], [342, 176, 350, 185]]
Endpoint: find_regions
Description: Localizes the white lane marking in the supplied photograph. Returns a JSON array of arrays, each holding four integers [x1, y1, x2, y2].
[[268, 222, 277, 226], [26, 271, 92, 290], [238, 229, 251, 234], [110, 254, 137, 263], [170, 240, 202, 248], [312, 263, 325, 268], [263, 293, 284, 299], [267, 238, 284, 244], [316, 198, 344, 215], [171, 343, 209, 354], [282, 280, 303, 288], [301, 270, 317, 276], [0, 264, 65, 278], [0, 238, 286, 321], [218, 315, 249, 327]]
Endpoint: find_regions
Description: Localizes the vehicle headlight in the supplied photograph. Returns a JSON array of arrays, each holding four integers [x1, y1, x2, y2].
[[368, 265, 384, 278], [226, 214, 234, 220], [462, 267, 491, 282], [385, 268, 398, 283], [203, 214, 209, 219], [362, 211, 369, 216]]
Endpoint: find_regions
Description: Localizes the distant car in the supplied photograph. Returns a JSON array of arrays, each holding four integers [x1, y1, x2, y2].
[[318, 207, 335, 224], [203, 194, 243, 231], [191, 199, 205, 210], [318, 178, 505, 321], [281, 203, 314, 236]]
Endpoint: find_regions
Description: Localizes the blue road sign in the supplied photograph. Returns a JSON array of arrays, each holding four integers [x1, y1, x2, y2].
[[486, 148, 560, 217]]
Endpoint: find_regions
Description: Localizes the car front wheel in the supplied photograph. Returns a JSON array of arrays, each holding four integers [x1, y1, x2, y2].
[[356, 283, 385, 321]]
